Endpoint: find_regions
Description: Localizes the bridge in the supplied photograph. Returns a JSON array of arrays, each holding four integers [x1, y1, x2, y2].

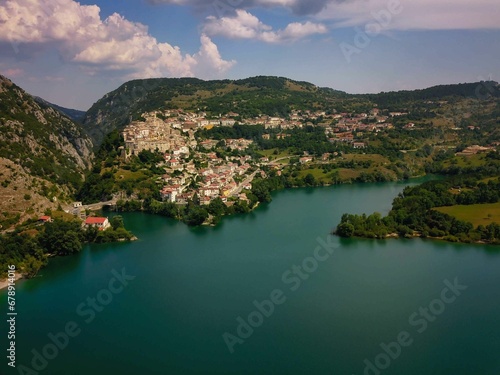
[[66, 198, 119, 215], [82, 199, 119, 211]]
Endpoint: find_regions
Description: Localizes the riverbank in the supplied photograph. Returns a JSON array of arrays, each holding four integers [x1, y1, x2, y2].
[[111, 175, 429, 227], [333, 230, 499, 246], [0, 216, 138, 288], [0, 272, 23, 290]]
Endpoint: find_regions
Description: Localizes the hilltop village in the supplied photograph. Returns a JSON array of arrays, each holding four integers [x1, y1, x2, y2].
[[121, 108, 396, 206]]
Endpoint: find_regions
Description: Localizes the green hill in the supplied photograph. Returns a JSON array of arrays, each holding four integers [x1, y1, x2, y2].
[[0, 75, 93, 228], [82, 76, 357, 145], [82, 76, 499, 147]]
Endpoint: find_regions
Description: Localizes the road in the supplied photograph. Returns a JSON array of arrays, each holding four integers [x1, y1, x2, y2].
[[267, 156, 292, 165], [65, 198, 118, 214], [230, 171, 258, 196]]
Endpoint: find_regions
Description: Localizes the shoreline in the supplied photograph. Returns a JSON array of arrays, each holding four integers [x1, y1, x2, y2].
[[111, 177, 426, 226], [333, 231, 500, 246], [0, 272, 23, 291]]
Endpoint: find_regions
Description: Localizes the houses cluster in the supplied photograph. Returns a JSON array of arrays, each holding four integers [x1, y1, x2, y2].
[[197, 161, 253, 205], [250, 109, 392, 147], [122, 113, 192, 157], [325, 111, 394, 147], [122, 106, 400, 155], [224, 138, 253, 151], [160, 152, 256, 205], [121, 111, 262, 206], [120, 106, 406, 207]]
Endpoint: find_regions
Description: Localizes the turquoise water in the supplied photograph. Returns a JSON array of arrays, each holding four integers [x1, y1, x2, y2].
[[2, 181, 500, 374]]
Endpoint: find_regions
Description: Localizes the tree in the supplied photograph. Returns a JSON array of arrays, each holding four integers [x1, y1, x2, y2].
[[304, 173, 317, 186], [208, 198, 226, 217], [252, 180, 272, 203], [22, 255, 44, 278], [59, 231, 82, 255], [111, 215, 124, 230], [184, 206, 209, 226], [336, 223, 354, 237], [38, 219, 83, 255]]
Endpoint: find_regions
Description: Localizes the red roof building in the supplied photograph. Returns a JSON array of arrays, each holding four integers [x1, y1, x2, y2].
[[84, 217, 110, 230]]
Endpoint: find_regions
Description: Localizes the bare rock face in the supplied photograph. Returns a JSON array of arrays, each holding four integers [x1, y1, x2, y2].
[[0, 75, 94, 229]]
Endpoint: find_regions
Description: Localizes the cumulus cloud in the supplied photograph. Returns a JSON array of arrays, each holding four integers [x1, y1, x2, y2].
[[194, 34, 236, 74], [0, 0, 235, 79], [203, 10, 327, 43], [152, 0, 500, 30]]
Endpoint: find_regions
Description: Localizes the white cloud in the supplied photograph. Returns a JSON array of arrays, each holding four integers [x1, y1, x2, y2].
[[204, 10, 327, 43], [153, 0, 500, 30], [318, 0, 500, 31], [0, 0, 235, 79], [194, 34, 237, 74]]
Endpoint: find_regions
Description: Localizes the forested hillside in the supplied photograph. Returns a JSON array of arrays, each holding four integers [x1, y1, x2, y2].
[[0, 75, 93, 228]]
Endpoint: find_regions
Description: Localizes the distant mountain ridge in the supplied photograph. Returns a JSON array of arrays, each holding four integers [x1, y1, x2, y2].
[[361, 81, 500, 107], [34, 96, 86, 122], [82, 76, 499, 146]]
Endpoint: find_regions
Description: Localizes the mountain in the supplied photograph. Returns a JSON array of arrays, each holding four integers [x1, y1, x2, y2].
[[82, 76, 356, 145], [82, 76, 500, 147], [362, 81, 500, 109], [34, 96, 86, 122], [0, 75, 93, 229]]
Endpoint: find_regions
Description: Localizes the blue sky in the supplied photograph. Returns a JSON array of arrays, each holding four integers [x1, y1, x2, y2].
[[0, 0, 499, 110]]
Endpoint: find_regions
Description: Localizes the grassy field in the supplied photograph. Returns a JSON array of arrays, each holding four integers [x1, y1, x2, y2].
[[297, 168, 330, 182], [259, 148, 293, 160], [337, 168, 361, 180], [443, 154, 486, 168], [432, 118, 454, 128], [343, 153, 390, 166], [52, 210, 77, 220], [434, 202, 500, 227], [114, 169, 148, 181]]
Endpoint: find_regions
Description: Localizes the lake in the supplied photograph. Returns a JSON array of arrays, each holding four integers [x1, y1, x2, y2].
[[2, 180, 500, 375]]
